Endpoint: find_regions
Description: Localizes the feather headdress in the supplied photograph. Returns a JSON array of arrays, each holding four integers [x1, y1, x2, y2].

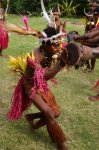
[[23, 15, 30, 31], [41, 0, 56, 29]]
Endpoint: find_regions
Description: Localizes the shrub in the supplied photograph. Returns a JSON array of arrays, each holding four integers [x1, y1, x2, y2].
[[59, 0, 80, 17]]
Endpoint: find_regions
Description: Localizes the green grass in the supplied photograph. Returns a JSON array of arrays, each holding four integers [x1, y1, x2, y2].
[[0, 15, 99, 150]]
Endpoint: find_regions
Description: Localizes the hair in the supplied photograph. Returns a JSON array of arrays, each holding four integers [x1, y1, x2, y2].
[[42, 27, 60, 47], [43, 27, 59, 38]]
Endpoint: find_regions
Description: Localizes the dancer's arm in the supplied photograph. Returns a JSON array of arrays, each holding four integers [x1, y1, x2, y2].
[[45, 64, 62, 80], [81, 35, 99, 46], [74, 29, 99, 41]]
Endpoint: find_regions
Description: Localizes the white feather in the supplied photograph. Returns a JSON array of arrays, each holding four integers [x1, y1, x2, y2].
[[49, 9, 57, 29], [41, 0, 51, 25]]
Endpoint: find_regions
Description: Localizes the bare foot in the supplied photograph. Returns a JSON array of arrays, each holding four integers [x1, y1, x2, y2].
[[89, 95, 99, 101], [88, 69, 94, 73], [25, 114, 35, 130], [83, 67, 91, 73], [57, 143, 69, 150]]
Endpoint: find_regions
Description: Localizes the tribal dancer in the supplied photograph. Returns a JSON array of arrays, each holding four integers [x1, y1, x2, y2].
[[6, 4, 81, 147], [0, 0, 8, 56], [84, 0, 99, 71], [52, 7, 66, 32], [7, 27, 67, 150], [66, 5, 99, 101], [6, 15, 74, 149], [67, 30, 99, 101], [6, 0, 81, 147], [41, 0, 66, 33]]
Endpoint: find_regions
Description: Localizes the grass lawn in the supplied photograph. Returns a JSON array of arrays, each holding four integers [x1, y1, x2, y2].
[[0, 15, 99, 150]]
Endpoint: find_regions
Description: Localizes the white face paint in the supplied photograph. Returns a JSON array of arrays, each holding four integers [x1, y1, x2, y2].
[[91, 21, 95, 25], [87, 21, 95, 25]]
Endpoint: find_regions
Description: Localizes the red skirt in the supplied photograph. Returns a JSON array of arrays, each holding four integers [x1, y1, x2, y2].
[[0, 21, 8, 50]]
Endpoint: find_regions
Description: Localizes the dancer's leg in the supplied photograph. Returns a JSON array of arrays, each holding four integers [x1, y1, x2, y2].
[[91, 58, 96, 71], [25, 112, 45, 129], [30, 93, 68, 150]]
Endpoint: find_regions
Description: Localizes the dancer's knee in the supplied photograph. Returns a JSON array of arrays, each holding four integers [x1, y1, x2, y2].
[[44, 107, 55, 121], [55, 111, 60, 118]]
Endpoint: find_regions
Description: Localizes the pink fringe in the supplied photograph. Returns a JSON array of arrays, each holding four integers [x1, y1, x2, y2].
[[27, 57, 40, 70], [27, 57, 49, 98], [0, 21, 8, 50], [30, 67, 49, 98], [7, 77, 32, 120]]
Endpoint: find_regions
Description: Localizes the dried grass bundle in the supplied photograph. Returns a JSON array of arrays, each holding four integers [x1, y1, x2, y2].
[[5, 23, 38, 36]]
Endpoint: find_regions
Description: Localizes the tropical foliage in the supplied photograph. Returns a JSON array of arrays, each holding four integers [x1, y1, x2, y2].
[[3, 0, 88, 17], [59, 0, 80, 17]]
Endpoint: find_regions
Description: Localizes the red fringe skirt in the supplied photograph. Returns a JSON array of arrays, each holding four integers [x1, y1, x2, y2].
[[8, 77, 59, 120], [0, 21, 8, 50]]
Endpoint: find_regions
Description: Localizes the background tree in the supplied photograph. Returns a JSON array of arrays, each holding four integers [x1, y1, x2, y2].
[[3, 0, 89, 17]]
